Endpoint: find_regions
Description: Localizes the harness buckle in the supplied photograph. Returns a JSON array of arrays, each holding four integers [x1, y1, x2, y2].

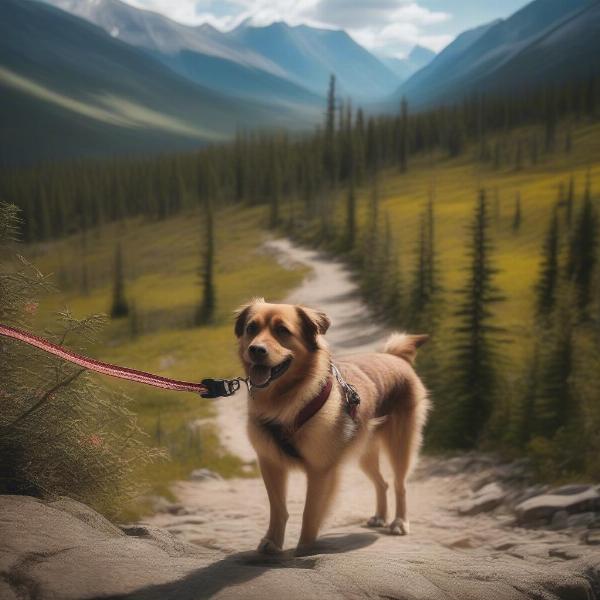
[[200, 378, 242, 399]]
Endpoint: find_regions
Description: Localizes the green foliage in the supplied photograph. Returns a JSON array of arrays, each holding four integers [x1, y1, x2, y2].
[[535, 209, 560, 319], [444, 191, 506, 448], [0, 203, 161, 518], [110, 241, 129, 318], [195, 196, 216, 325], [566, 175, 597, 315]]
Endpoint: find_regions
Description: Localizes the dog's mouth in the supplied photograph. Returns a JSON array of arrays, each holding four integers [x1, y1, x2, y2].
[[249, 357, 292, 388]]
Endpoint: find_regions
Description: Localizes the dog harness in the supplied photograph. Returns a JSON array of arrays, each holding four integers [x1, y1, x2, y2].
[[257, 363, 361, 460]]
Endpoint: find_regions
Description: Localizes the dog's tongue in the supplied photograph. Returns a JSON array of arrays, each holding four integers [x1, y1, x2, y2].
[[249, 364, 271, 387]]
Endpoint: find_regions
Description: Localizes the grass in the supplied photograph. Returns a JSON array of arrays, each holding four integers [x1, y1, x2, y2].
[[317, 119, 600, 364], [25, 203, 307, 519]]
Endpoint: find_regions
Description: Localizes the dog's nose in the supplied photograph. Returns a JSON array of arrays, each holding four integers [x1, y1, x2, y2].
[[249, 344, 268, 361]]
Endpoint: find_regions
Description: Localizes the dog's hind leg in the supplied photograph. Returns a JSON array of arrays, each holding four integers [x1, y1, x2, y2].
[[382, 403, 425, 536], [359, 441, 388, 527], [257, 456, 289, 554]]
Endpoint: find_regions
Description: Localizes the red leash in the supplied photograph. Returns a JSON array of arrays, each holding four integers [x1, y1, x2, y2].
[[0, 324, 243, 398]]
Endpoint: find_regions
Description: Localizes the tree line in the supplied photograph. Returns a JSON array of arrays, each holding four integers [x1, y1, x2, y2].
[[1, 73, 598, 244]]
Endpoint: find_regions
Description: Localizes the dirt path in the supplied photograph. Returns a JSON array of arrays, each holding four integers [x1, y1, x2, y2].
[[145, 239, 600, 599]]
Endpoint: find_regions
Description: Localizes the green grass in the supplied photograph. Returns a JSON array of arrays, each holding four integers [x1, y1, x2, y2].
[[26, 203, 307, 518], [331, 120, 600, 362]]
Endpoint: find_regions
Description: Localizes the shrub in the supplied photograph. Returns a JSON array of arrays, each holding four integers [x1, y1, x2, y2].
[[0, 203, 162, 518]]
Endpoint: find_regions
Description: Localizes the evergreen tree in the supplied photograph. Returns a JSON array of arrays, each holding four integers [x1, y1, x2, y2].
[[110, 242, 129, 318], [323, 74, 337, 184], [512, 192, 522, 232], [398, 97, 408, 172], [448, 190, 505, 448], [195, 196, 216, 325], [566, 176, 597, 315], [344, 177, 356, 251], [535, 310, 575, 437], [535, 210, 560, 319], [565, 176, 575, 228]]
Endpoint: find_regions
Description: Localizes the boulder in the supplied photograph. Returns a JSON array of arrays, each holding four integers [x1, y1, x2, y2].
[[189, 468, 223, 482], [515, 487, 600, 525], [458, 482, 506, 516]]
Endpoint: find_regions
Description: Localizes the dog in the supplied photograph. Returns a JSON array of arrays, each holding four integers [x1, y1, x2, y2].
[[235, 298, 430, 554]]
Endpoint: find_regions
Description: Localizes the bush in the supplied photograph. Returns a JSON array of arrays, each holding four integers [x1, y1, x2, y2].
[[0, 203, 162, 518]]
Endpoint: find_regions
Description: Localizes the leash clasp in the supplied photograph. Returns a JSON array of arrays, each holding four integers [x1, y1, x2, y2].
[[200, 378, 243, 399]]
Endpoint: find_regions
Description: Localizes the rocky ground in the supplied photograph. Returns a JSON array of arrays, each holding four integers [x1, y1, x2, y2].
[[2, 239, 600, 599]]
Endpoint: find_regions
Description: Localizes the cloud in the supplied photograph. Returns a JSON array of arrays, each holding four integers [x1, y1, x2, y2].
[[124, 0, 452, 56], [312, 0, 449, 29]]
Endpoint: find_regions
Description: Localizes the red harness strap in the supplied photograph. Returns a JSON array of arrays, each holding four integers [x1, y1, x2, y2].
[[0, 324, 209, 395]]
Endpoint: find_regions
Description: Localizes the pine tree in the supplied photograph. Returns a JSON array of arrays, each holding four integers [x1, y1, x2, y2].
[[512, 192, 522, 231], [448, 190, 505, 448], [566, 175, 597, 315], [565, 176, 575, 228], [323, 74, 337, 184], [110, 242, 129, 318], [195, 196, 216, 325], [344, 178, 356, 251], [535, 210, 560, 319], [535, 310, 575, 437], [398, 97, 408, 172]]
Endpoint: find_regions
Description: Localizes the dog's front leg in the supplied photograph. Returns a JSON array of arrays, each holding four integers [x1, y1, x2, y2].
[[257, 456, 289, 554], [297, 467, 338, 553]]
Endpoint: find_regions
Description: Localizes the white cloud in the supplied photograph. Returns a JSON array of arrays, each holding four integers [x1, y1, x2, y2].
[[123, 0, 452, 55]]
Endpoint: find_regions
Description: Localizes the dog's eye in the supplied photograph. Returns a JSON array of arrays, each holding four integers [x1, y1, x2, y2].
[[275, 324, 290, 336], [246, 322, 258, 336]]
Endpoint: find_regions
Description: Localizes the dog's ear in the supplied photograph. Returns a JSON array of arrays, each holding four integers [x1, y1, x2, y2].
[[234, 298, 264, 337], [296, 306, 330, 350]]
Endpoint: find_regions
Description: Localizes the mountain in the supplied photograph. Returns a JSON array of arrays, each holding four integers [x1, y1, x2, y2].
[[381, 46, 436, 83], [0, 0, 315, 165], [395, 0, 596, 107], [229, 21, 400, 101], [43, 0, 323, 110]]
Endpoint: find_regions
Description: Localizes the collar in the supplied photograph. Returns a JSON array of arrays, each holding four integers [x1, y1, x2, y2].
[[294, 375, 333, 430]]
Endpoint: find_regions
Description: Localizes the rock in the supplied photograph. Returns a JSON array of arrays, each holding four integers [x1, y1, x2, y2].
[[47, 496, 124, 537], [582, 530, 600, 545], [3, 487, 600, 600], [549, 484, 596, 496], [566, 512, 597, 528], [515, 487, 600, 525], [550, 510, 569, 530], [189, 468, 223, 482], [588, 517, 600, 529], [458, 482, 506, 516]]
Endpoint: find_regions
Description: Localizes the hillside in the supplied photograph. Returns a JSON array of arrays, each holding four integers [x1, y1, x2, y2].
[[0, 0, 307, 165], [396, 0, 597, 107], [25, 203, 306, 515], [43, 0, 324, 110], [380, 46, 436, 83], [229, 21, 400, 101]]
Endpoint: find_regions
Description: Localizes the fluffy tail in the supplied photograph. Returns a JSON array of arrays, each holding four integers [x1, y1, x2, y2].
[[383, 332, 429, 364]]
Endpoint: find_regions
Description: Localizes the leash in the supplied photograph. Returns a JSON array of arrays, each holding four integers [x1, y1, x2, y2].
[[0, 323, 245, 399]]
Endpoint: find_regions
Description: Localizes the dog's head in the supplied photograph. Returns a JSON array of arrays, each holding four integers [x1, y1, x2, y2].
[[234, 298, 330, 389]]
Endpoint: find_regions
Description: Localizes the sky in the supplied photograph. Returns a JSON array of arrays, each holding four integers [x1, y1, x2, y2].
[[124, 0, 531, 58]]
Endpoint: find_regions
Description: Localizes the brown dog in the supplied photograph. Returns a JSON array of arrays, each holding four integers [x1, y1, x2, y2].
[[235, 298, 430, 554]]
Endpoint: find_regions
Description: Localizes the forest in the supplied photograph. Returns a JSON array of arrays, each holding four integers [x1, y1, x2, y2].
[[2, 71, 600, 515]]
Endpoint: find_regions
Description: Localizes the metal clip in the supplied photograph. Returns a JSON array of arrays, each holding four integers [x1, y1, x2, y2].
[[200, 378, 242, 399]]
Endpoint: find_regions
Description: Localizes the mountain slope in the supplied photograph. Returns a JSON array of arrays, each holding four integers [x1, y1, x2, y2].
[[381, 46, 436, 83], [43, 0, 323, 109], [0, 0, 304, 164], [229, 21, 400, 101], [396, 0, 594, 106]]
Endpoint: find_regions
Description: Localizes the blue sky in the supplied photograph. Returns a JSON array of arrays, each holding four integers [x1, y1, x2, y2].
[[125, 0, 531, 57]]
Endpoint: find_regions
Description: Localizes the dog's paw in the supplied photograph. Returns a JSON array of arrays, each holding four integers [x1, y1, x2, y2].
[[366, 515, 386, 528], [257, 537, 283, 555], [389, 518, 410, 536]]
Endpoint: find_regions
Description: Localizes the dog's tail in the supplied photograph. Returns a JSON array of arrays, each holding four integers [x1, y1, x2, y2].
[[383, 332, 428, 365]]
